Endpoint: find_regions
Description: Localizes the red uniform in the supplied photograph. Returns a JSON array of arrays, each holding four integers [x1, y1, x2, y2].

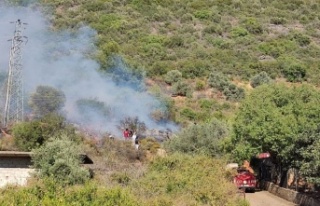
[[123, 130, 130, 139]]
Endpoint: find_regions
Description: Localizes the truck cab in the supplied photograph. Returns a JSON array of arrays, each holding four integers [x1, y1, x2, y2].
[[234, 167, 257, 192]]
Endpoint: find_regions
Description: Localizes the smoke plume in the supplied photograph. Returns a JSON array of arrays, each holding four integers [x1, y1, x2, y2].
[[0, 3, 178, 137]]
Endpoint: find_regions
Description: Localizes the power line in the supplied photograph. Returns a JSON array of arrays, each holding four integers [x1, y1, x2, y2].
[[3, 19, 28, 127]]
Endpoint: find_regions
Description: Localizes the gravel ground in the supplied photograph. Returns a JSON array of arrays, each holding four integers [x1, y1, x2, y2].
[[245, 191, 297, 206]]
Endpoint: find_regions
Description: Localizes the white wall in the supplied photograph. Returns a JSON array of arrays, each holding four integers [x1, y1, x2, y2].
[[0, 157, 34, 187]]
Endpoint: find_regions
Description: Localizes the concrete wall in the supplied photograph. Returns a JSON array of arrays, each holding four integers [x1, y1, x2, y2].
[[262, 181, 320, 206], [0, 157, 34, 187]]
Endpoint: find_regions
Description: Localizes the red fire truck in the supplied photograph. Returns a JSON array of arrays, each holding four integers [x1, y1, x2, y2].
[[234, 167, 257, 192]]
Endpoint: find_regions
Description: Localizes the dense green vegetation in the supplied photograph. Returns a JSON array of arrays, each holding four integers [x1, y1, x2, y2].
[[12, 113, 77, 151], [35, 0, 320, 84], [229, 83, 320, 184], [32, 135, 91, 185], [164, 118, 228, 157], [26, 0, 320, 126]]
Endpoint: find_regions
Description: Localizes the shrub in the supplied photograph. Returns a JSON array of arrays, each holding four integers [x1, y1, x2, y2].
[[203, 24, 223, 36], [133, 153, 248, 205], [101, 41, 120, 56], [111, 172, 131, 186], [223, 84, 245, 101], [13, 114, 77, 151], [207, 72, 229, 91], [248, 61, 281, 79], [282, 64, 306, 82], [250, 71, 272, 88], [149, 61, 170, 77], [143, 43, 166, 59], [165, 35, 184, 48], [207, 37, 232, 49], [193, 10, 211, 19], [172, 81, 192, 97], [243, 17, 263, 34], [180, 13, 193, 23], [180, 108, 197, 121], [0, 180, 140, 206], [270, 17, 287, 25], [31, 135, 90, 186], [13, 121, 44, 151], [180, 59, 209, 78], [258, 38, 297, 58], [291, 33, 311, 46], [164, 119, 228, 157], [231, 27, 249, 38], [140, 138, 161, 154], [195, 80, 205, 90], [164, 70, 182, 85], [199, 99, 217, 110]]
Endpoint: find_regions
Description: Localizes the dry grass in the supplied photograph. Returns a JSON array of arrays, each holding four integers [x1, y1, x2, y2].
[[0, 135, 18, 151], [83, 137, 147, 186]]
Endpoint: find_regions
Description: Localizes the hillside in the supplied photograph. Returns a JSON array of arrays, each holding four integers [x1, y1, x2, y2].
[[30, 0, 320, 125]]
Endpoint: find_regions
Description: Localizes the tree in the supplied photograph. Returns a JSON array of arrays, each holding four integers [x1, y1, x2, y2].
[[118, 116, 146, 134], [31, 135, 90, 185], [28, 85, 66, 117], [230, 83, 320, 183], [76, 98, 111, 123], [13, 114, 78, 151], [164, 119, 229, 157], [296, 129, 320, 184]]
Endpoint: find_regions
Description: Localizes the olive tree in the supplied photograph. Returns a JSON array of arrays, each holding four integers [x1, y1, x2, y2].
[[164, 119, 229, 157], [28, 85, 66, 117]]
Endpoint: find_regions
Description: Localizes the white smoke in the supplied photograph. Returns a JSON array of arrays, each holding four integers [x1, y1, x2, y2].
[[0, 3, 178, 137]]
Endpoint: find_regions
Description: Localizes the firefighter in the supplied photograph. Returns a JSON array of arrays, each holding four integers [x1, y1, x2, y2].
[[123, 128, 130, 140]]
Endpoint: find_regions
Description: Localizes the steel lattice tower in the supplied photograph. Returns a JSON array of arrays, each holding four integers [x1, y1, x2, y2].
[[3, 19, 27, 127]]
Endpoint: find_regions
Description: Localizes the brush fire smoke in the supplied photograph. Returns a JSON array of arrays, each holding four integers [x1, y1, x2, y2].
[[0, 2, 178, 138]]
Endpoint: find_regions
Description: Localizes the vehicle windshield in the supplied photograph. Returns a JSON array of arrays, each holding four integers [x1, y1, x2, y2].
[[237, 169, 249, 174]]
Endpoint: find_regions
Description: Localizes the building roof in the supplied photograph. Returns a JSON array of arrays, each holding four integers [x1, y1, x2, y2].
[[0, 151, 93, 164]]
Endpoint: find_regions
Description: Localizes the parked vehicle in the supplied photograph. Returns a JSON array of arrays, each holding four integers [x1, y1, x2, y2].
[[234, 167, 257, 192]]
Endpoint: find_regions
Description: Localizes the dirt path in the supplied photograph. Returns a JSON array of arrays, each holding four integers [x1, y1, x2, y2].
[[246, 191, 297, 206]]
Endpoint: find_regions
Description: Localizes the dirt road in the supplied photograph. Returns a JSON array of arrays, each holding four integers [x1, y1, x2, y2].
[[246, 191, 297, 206]]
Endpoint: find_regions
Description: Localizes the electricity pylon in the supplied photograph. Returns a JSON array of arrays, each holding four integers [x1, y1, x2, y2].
[[3, 19, 27, 127]]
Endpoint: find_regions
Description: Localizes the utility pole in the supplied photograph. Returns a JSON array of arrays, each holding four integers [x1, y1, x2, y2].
[[3, 19, 27, 127]]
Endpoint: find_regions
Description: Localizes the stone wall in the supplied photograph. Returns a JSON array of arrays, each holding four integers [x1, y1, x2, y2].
[[0, 151, 92, 188], [0, 156, 34, 187], [262, 181, 320, 206]]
